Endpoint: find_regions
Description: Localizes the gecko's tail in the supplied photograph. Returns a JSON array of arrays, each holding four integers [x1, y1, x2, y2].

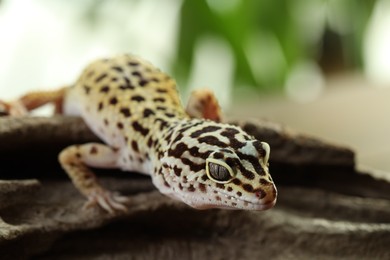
[[0, 86, 70, 116]]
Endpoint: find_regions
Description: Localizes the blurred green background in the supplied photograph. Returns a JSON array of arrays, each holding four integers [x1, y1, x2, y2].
[[0, 0, 382, 97], [176, 0, 375, 90]]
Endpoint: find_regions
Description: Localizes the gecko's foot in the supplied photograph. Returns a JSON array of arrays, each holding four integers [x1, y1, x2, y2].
[[0, 100, 28, 116], [83, 189, 129, 214]]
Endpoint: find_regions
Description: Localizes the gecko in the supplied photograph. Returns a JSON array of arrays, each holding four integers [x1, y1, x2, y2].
[[0, 54, 277, 213]]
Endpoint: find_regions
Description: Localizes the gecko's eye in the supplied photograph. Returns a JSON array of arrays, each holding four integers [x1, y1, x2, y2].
[[206, 158, 234, 183]]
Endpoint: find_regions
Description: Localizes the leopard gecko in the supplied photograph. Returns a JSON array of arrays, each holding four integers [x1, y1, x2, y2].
[[0, 54, 277, 213]]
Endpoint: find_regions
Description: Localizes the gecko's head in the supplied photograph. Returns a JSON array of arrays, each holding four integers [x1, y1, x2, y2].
[[162, 120, 277, 211]]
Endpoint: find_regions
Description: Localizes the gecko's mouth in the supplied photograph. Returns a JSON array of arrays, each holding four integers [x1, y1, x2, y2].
[[192, 198, 276, 211], [185, 184, 277, 211], [167, 175, 276, 211]]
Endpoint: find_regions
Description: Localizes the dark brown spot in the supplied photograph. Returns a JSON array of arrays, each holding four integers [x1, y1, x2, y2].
[[109, 97, 118, 105], [90, 146, 98, 154], [119, 84, 135, 90], [124, 77, 130, 85], [220, 128, 245, 149], [143, 108, 155, 118], [178, 183, 183, 190], [198, 136, 227, 148], [164, 132, 173, 142], [76, 153, 81, 158], [95, 73, 107, 83], [167, 142, 187, 158], [236, 191, 242, 197], [131, 141, 139, 152], [111, 66, 123, 72], [187, 146, 210, 160], [151, 77, 159, 83], [226, 157, 239, 168], [214, 152, 224, 159], [199, 183, 206, 193], [227, 186, 233, 192], [98, 102, 103, 111], [147, 137, 153, 148], [128, 61, 139, 66], [216, 183, 225, 189], [155, 118, 169, 131], [237, 163, 255, 180], [111, 77, 118, 82], [132, 71, 141, 77], [104, 119, 109, 126], [220, 148, 233, 154], [188, 185, 195, 192], [260, 179, 271, 185], [131, 95, 145, 102], [153, 97, 165, 103], [132, 122, 149, 136], [117, 122, 124, 129], [173, 166, 182, 177], [236, 152, 263, 177], [180, 158, 205, 173], [139, 79, 149, 86], [165, 113, 175, 118], [100, 86, 110, 93], [156, 106, 166, 111], [83, 85, 91, 94], [190, 126, 221, 138], [120, 107, 131, 117], [243, 184, 254, 192], [232, 178, 241, 185], [156, 88, 167, 93], [215, 196, 221, 201]]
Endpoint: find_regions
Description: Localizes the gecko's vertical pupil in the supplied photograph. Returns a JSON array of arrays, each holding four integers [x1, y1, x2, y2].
[[208, 162, 231, 182]]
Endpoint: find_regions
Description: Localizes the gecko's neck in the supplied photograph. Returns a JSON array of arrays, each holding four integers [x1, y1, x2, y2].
[[148, 114, 204, 162]]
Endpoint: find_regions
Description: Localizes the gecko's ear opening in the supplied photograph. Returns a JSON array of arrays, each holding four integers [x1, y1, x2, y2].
[[261, 142, 270, 165]]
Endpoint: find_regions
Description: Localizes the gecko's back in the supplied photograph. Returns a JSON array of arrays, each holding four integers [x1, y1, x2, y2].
[[65, 54, 187, 160]]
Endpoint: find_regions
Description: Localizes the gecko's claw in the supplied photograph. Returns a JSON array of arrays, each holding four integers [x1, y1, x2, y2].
[[83, 189, 129, 214]]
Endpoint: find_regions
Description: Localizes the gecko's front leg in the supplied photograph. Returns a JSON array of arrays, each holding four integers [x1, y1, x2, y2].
[[58, 143, 128, 213]]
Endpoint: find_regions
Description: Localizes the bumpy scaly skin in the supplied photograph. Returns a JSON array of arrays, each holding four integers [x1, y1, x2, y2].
[[2, 54, 277, 213]]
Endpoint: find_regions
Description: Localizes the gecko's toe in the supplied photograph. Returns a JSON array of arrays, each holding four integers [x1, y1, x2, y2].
[[84, 190, 129, 214]]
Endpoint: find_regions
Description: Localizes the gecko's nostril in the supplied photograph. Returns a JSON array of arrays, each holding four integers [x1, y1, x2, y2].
[[255, 189, 266, 199]]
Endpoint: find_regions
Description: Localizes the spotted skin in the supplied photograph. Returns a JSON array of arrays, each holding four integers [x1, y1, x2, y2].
[[1, 54, 277, 213]]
